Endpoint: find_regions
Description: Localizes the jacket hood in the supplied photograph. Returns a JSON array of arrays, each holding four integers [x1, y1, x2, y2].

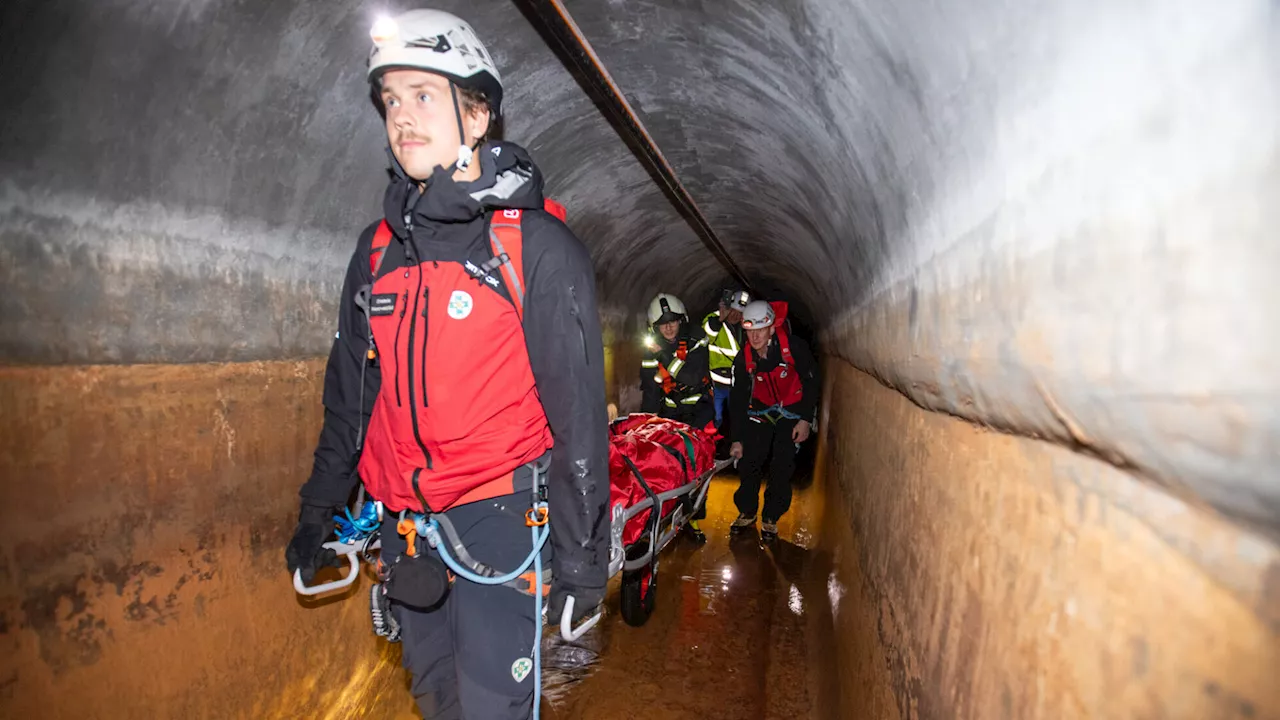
[[383, 140, 546, 235]]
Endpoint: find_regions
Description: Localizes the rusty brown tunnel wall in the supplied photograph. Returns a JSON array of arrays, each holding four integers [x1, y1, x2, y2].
[[2, 0, 1278, 717], [0, 361, 418, 718], [815, 360, 1280, 719]]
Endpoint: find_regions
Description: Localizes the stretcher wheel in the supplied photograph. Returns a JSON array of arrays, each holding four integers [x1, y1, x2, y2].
[[620, 568, 655, 626], [619, 545, 656, 627]]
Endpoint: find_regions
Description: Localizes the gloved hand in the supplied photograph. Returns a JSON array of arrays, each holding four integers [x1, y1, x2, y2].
[[285, 502, 344, 585], [546, 580, 605, 631]]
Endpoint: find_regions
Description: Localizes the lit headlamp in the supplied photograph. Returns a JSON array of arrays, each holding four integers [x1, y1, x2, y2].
[[370, 15, 399, 46]]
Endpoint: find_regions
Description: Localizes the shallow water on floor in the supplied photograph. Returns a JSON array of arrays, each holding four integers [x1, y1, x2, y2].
[[542, 474, 840, 720]]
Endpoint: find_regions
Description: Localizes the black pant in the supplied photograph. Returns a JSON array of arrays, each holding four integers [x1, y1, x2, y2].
[[659, 399, 715, 433], [733, 416, 799, 521], [381, 494, 548, 719]]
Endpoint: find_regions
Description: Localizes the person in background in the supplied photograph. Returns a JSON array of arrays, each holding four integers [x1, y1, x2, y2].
[[640, 292, 715, 542], [702, 287, 750, 455], [727, 299, 819, 541]]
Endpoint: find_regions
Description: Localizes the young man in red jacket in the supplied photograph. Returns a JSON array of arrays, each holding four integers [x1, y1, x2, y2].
[[728, 300, 819, 541], [284, 9, 609, 718]]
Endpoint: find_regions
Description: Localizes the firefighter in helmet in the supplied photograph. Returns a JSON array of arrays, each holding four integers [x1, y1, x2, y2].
[[639, 292, 715, 541]]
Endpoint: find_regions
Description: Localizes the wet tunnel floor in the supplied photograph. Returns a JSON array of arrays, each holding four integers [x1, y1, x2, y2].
[[540, 474, 841, 720]]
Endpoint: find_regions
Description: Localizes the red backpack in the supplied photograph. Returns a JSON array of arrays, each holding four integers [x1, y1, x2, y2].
[[366, 197, 567, 322]]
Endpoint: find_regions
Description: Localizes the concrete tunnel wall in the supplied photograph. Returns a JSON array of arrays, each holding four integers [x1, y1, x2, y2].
[[0, 0, 1276, 716]]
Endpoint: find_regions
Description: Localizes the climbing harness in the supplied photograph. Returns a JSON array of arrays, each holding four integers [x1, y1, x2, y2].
[[648, 337, 712, 409], [393, 460, 597, 720], [747, 404, 804, 425]]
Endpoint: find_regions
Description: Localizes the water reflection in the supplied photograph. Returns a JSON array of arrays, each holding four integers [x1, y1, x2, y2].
[[536, 476, 838, 718]]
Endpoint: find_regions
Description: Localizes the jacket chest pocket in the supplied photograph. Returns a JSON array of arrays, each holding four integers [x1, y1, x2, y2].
[[368, 275, 414, 407]]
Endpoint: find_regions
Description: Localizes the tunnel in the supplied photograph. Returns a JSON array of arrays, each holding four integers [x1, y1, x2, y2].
[[1, 0, 1277, 717]]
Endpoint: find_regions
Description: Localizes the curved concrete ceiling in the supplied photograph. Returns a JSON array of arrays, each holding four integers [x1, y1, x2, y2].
[[1, 0, 1276, 534]]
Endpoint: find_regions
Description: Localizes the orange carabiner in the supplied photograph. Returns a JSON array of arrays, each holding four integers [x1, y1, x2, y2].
[[397, 517, 419, 557], [525, 506, 549, 527]]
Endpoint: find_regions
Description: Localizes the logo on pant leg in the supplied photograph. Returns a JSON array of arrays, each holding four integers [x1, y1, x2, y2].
[[511, 657, 533, 683]]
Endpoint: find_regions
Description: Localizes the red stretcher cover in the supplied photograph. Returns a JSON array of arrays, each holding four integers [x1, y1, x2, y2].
[[608, 414, 718, 546]]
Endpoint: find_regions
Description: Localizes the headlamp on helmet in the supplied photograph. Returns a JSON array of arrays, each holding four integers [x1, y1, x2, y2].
[[721, 288, 751, 312], [740, 300, 775, 330]]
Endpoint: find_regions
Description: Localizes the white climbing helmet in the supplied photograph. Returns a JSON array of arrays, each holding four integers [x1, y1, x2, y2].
[[721, 288, 751, 312], [367, 10, 503, 170], [647, 293, 687, 327], [368, 10, 503, 110], [740, 300, 775, 329]]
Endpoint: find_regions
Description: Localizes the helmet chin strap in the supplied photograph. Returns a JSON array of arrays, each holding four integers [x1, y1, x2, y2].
[[449, 81, 478, 173]]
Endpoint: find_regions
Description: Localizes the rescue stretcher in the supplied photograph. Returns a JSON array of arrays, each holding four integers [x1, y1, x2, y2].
[[606, 450, 732, 627], [293, 413, 728, 636]]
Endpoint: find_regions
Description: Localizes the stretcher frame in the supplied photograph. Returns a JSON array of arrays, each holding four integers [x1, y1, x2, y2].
[[606, 457, 732, 627], [608, 457, 732, 577]]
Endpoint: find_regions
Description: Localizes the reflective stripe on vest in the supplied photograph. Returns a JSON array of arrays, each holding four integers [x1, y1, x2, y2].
[[703, 312, 739, 372], [650, 337, 710, 405], [663, 394, 704, 407]]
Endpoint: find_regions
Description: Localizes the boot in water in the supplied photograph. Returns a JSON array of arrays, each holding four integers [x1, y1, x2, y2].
[[760, 518, 778, 542], [730, 514, 755, 534], [684, 519, 707, 545]]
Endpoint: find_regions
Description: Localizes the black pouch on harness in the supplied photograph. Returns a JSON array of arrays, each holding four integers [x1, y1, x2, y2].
[[384, 551, 451, 610]]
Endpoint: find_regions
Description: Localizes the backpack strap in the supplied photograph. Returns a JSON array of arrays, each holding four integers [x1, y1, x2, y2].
[[777, 327, 794, 367], [488, 209, 527, 323], [369, 220, 393, 277], [543, 197, 567, 222]]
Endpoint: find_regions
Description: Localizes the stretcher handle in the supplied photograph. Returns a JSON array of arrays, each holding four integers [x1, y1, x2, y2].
[[292, 541, 361, 596], [559, 595, 603, 642]]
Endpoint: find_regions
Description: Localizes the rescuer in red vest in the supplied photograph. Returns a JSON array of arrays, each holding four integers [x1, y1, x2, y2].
[[728, 300, 819, 541], [283, 10, 609, 718]]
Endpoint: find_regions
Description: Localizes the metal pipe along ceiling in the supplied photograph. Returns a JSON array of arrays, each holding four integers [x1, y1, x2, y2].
[[513, 0, 756, 296]]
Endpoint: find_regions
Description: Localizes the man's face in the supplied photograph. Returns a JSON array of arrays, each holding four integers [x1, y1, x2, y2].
[[380, 69, 489, 181], [658, 320, 680, 341], [747, 326, 774, 352], [723, 308, 743, 325]]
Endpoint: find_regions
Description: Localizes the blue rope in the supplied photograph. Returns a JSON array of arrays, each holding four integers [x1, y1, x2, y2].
[[748, 404, 803, 422], [422, 509, 549, 720], [333, 501, 380, 544], [533, 527, 543, 720]]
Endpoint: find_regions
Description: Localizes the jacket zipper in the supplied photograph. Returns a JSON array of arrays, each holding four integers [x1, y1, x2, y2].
[[427, 286, 437, 409], [405, 260, 433, 471], [393, 289, 407, 406]]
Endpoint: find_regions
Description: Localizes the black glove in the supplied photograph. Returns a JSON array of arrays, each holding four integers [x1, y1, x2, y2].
[[285, 502, 344, 585], [546, 580, 605, 630]]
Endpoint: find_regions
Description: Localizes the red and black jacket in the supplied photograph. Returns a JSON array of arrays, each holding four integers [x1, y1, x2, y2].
[[299, 141, 611, 593], [728, 303, 820, 441]]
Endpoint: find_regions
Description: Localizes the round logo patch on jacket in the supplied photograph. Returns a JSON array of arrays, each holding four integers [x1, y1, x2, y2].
[[447, 290, 474, 320], [511, 657, 532, 683]]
